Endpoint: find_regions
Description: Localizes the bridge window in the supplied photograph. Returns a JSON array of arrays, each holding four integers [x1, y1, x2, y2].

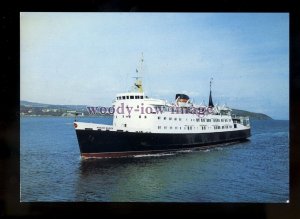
[[126, 96, 129, 99], [135, 96, 139, 99], [122, 96, 125, 99], [130, 96, 134, 99]]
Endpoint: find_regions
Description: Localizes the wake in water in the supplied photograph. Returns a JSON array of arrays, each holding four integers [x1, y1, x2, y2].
[[132, 147, 206, 158], [133, 153, 175, 158], [133, 147, 215, 158]]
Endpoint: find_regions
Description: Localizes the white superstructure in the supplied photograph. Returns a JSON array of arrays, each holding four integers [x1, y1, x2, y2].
[[109, 92, 250, 133]]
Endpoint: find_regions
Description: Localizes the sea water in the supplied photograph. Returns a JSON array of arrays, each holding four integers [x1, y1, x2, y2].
[[20, 117, 289, 202]]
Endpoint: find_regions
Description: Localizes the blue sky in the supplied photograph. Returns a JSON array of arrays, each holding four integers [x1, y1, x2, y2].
[[20, 13, 289, 119]]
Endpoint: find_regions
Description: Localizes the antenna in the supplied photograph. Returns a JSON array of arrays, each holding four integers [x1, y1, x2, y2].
[[208, 77, 214, 107], [210, 77, 213, 92], [141, 52, 144, 69], [133, 53, 144, 93]]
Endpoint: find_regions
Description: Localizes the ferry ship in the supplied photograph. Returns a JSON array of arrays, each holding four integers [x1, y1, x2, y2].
[[74, 56, 251, 158]]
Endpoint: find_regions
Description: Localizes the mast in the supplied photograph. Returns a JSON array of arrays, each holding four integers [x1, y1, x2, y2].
[[208, 77, 214, 107], [134, 53, 144, 93]]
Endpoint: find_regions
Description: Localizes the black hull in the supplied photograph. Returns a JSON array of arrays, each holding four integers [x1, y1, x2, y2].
[[75, 129, 251, 158]]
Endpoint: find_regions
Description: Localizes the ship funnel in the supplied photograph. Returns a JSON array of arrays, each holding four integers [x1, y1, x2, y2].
[[175, 94, 190, 103]]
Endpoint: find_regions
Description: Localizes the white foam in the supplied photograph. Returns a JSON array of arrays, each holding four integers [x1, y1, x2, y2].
[[177, 149, 193, 153], [133, 153, 175, 158]]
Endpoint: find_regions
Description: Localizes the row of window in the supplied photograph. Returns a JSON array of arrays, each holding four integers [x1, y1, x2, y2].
[[158, 126, 181, 130], [116, 115, 232, 122], [116, 95, 149, 100], [157, 125, 233, 131], [213, 118, 231, 122], [157, 116, 231, 122], [158, 116, 182, 121], [213, 125, 232, 129], [156, 126, 212, 131]]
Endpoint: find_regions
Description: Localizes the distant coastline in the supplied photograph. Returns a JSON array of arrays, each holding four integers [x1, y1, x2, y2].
[[20, 115, 112, 118], [20, 100, 272, 120]]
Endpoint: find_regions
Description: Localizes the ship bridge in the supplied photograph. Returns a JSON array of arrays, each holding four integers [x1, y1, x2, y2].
[[115, 92, 149, 101]]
